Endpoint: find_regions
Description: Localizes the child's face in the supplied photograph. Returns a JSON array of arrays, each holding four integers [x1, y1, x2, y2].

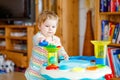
[[40, 19, 58, 37]]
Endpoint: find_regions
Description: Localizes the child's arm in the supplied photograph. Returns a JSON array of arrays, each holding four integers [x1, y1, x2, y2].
[[58, 47, 69, 60], [53, 36, 69, 60], [33, 32, 46, 46]]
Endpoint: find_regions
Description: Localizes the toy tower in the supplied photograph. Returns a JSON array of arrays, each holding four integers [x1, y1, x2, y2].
[[91, 41, 110, 65]]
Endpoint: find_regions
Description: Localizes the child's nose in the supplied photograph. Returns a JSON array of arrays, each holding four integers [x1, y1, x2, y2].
[[49, 27, 52, 30]]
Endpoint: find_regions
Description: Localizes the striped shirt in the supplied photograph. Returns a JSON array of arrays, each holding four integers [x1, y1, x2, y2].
[[25, 32, 69, 80]]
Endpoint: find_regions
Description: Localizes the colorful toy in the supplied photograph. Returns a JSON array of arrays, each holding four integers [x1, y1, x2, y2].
[[39, 40, 60, 70], [40, 58, 112, 80], [39, 40, 113, 80], [91, 40, 110, 65], [39, 40, 48, 46], [45, 44, 60, 70]]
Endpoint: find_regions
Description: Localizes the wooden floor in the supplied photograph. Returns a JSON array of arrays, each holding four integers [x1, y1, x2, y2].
[[0, 72, 26, 80]]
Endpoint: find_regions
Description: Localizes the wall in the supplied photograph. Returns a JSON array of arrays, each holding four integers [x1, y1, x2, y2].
[[79, 0, 95, 55], [56, 0, 79, 56]]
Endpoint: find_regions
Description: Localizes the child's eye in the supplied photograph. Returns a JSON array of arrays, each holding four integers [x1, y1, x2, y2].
[[52, 26, 55, 28], [45, 25, 49, 27]]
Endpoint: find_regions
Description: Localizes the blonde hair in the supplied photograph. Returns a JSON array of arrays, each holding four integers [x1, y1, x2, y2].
[[38, 11, 59, 26]]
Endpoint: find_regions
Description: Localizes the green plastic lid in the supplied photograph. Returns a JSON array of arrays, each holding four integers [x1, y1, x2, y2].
[[45, 44, 59, 52]]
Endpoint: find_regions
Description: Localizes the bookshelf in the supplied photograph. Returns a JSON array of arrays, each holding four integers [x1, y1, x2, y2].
[[95, 0, 120, 79], [0, 25, 34, 68], [0, 0, 39, 68], [95, 0, 120, 45]]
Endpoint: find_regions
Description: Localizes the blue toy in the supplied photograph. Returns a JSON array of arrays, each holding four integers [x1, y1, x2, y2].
[[39, 40, 48, 46]]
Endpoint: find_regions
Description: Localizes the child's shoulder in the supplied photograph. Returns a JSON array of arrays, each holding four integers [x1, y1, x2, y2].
[[53, 35, 60, 40], [34, 32, 41, 36], [33, 32, 44, 38]]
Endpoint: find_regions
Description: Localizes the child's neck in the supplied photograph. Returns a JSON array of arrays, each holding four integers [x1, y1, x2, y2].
[[46, 36, 53, 41], [46, 36, 54, 44]]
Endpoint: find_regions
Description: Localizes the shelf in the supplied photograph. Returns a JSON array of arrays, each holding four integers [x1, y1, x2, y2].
[[0, 25, 34, 68], [3, 51, 28, 68], [0, 26, 5, 28], [100, 12, 120, 15], [3, 25, 31, 28], [7, 49, 27, 52], [0, 36, 5, 38], [108, 44, 120, 47], [0, 46, 5, 50], [7, 36, 27, 40], [6, 49, 27, 55]]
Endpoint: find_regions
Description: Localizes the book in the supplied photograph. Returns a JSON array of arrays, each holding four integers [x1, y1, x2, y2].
[[100, 0, 108, 12], [112, 23, 120, 43], [106, 51, 110, 66], [110, 0, 117, 12], [116, 30, 120, 44], [108, 22, 115, 42], [111, 49, 120, 77], [107, 47, 116, 76], [116, 0, 120, 11], [101, 20, 109, 40], [108, 0, 111, 12]]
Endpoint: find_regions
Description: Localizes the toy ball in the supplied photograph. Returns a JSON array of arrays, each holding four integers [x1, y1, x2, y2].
[[49, 57, 56, 64]]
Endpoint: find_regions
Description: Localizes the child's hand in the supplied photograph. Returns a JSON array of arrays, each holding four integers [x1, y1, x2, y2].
[[64, 55, 69, 60], [59, 55, 69, 61]]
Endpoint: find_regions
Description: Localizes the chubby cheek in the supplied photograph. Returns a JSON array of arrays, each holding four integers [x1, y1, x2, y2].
[[40, 26, 47, 32], [53, 28, 57, 33], [42, 28, 48, 32], [41, 29, 48, 35]]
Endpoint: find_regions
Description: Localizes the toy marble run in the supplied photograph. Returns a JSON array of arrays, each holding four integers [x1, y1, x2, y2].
[[39, 40, 60, 70], [91, 40, 110, 65]]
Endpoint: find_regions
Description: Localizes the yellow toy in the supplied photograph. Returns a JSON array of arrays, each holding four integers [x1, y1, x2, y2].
[[45, 44, 60, 70], [91, 40, 110, 64]]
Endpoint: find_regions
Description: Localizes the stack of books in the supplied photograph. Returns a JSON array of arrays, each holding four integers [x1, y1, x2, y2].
[[107, 47, 120, 77]]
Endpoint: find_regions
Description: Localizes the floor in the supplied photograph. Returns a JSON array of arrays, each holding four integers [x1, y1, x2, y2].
[[0, 72, 26, 80], [0, 71, 120, 80]]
